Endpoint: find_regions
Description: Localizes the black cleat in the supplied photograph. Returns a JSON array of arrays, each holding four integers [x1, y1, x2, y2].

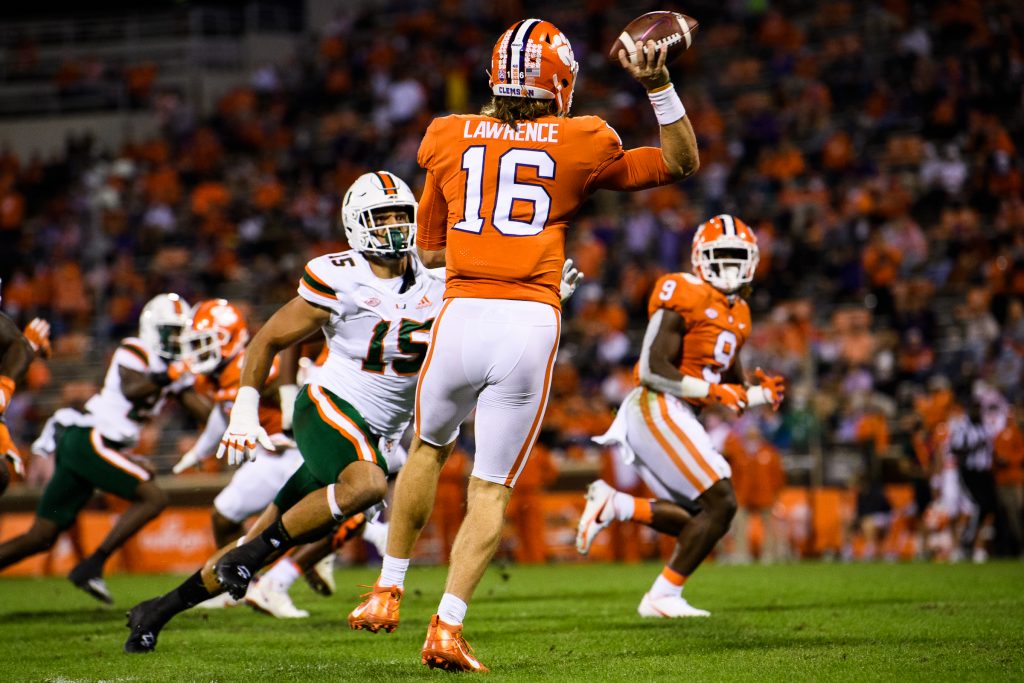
[[69, 563, 114, 605], [214, 548, 259, 600], [123, 598, 166, 653]]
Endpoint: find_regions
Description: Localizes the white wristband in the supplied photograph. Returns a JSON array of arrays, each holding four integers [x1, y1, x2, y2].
[[233, 385, 261, 416], [678, 375, 711, 399], [747, 385, 770, 407], [648, 84, 686, 125]]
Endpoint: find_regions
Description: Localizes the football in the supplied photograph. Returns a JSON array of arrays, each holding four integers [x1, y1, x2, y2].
[[608, 11, 699, 64]]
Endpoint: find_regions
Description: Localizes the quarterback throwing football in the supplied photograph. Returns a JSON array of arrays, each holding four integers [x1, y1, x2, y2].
[[349, 17, 699, 672]]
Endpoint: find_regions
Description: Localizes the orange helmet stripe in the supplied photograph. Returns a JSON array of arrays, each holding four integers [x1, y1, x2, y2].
[[374, 171, 399, 196]]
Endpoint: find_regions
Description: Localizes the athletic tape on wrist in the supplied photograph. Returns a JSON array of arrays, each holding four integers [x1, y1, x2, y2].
[[679, 375, 711, 398], [747, 385, 771, 407], [327, 484, 344, 521], [648, 84, 686, 125]]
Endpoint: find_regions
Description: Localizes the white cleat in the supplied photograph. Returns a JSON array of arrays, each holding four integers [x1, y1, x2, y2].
[[637, 593, 711, 618], [195, 592, 239, 609], [245, 579, 310, 619], [576, 479, 617, 555]]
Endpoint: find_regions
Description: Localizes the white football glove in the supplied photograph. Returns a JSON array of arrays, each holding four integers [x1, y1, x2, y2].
[[1, 422, 24, 477], [4, 450, 24, 478], [278, 383, 299, 432], [560, 258, 584, 302], [172, 447, 202, 475], [216, 386, 275, 466]]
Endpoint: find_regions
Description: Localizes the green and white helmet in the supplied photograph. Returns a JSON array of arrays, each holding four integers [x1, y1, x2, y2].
[[341, 171, 417, 258], [139, 293, 190, 361]]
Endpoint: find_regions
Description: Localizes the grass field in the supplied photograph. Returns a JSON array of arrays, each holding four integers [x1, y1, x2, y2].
[[1, 561, 1022, 682]]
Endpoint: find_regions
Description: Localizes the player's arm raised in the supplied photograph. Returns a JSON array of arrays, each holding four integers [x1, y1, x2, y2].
[[619, 41, 699, 179], [638, 308, 747, 412], [219, 297, 330, 465]]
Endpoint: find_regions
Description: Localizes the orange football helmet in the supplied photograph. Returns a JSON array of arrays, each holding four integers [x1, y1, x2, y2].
[[488, 19, 578, 115], [691, 214, 760, 293], [183, 299, 249, 375]]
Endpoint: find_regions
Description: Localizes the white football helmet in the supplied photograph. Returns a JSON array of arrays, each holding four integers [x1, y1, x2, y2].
[[341, 171, 417, 258], [691, 214, 760, 294], [139, 293, 190, 361]]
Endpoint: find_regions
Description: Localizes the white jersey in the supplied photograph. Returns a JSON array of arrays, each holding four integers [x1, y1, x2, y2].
[[84, 336, 192, 444], [297, 251, 444, 439]]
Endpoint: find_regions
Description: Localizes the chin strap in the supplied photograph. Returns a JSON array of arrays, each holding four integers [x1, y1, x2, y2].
[[399, 255, 416, 294]]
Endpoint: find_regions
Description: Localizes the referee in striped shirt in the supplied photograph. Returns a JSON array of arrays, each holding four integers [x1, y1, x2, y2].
[[949, 391, 998, 561]]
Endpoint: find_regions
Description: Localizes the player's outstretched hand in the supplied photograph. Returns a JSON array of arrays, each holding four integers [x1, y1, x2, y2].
[[23, 318, 51, 359], [754, 368, 785, 411], [617, 39, 670, 91], [560, 259, 584, 302], [0, 423, 24, 477], [216, 386, 274, 466], [707, 383, 748, 413]]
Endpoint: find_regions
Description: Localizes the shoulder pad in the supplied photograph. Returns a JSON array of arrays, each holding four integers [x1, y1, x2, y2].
[[116, 337, 152, 368], [298, 252, 366, 310], [681, 273, 704, 286]]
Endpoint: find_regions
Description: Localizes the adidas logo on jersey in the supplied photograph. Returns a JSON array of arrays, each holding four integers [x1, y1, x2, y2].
[[364, 297, 381, 307], [417, 295, 432, 309]]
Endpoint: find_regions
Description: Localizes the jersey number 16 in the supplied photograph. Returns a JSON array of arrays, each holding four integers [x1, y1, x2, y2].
[[453, 147, 555, 237]]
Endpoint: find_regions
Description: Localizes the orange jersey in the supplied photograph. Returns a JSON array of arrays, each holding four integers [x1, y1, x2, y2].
[[645, 272, 752, 384], [194, 351, 283, 435], [417, 114, 674, 307]]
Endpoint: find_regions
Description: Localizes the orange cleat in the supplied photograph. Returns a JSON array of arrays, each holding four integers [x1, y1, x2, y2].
[[421, 614, 490, 673], [347, 583, 403, 633]]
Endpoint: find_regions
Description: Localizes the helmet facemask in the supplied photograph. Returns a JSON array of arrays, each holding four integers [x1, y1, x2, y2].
[[155, 322, 187, 361], [352, 207, 416, 260], [695, 239, 760, 293], [181, 327, 224, 375]]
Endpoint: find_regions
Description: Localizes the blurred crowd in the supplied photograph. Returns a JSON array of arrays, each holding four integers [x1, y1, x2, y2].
[[1, 0, 1023, 561]]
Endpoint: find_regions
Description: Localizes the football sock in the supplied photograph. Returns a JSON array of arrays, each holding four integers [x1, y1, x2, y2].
[[230, 517, 294, 568], [610, 491, 636, 520], [72, 548, 111, 578], [156, 571, 215, 622], [609, 492, 653, 523], [262, 557, 301, 591], [362, 520, 389, 553], [259, 517, 294, 552], [437, 592, 468, 626], [90, 547, 113, 566], [632, 497, 655, 524], [649, 566, 686, 599], [379, 554, 410, 589], [174, 570, 217, 609]]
